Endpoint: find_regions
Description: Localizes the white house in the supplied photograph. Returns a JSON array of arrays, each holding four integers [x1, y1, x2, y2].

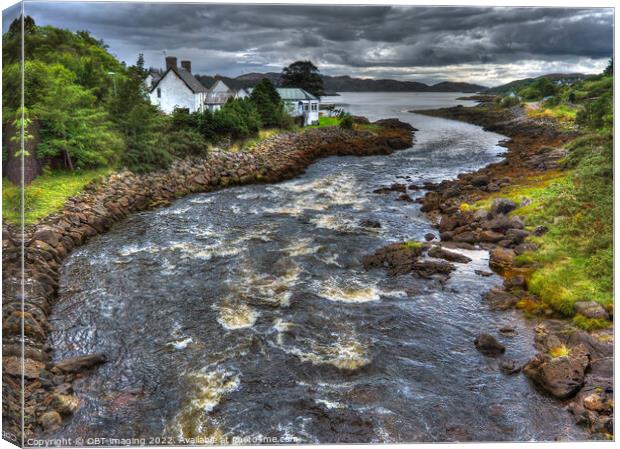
[[247, 87, 320, 126], [204, 80, 247, 111], [144, 69, 162, 90], [149, 57, 207, 113], [277, 88, 320, 126]]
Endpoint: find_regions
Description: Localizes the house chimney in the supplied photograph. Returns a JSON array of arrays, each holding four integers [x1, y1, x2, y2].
[[165, 56, 177, 70], [181, 60, 192, 73]]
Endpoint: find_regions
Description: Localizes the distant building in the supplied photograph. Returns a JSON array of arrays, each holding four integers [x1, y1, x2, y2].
[[144, 69, 162, 90], [278, 88, 320, 126], [204, 80, 248, 111], [147, 56, 320, 124], [248, 87, 320, 126], [149, 57, 208, 113]]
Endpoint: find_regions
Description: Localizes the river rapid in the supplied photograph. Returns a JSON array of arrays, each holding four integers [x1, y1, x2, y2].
[[48, 92, 586, 443]]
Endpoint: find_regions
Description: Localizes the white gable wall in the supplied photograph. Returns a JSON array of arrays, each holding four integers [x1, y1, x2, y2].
[[149, 71, 196, 113]]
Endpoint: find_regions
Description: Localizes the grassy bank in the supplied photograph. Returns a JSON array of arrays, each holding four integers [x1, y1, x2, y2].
[[461, 73, 613, 326], [3, 168, 112, 225]]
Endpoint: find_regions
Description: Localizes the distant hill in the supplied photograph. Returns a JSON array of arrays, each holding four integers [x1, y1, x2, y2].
[[195, 72, 486, 93], [487, 73, 590, 94]]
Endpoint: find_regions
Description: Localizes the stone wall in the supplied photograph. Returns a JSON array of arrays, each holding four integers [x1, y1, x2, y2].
[[1, 121, 413, 439]]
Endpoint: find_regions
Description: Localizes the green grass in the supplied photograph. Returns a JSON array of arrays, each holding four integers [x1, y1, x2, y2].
[[459, 133, 612, 318], [527, 104, 578, 124], [2, 168, 112, 225], [316, 116, 340, 127], [572, 314, 612, 332]]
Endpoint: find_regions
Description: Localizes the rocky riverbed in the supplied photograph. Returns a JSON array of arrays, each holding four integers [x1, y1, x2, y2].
[[1, 121, 413, 440], [369, 100, 614, 437], [3, 92, 606, 443]]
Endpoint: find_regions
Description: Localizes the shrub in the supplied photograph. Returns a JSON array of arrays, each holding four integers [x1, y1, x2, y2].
[[572, 314, 611, 332], [122, 134, 171, 173], [500, 95, 520, 108], [166, 129, 209, 158], [519, 77, 556, 100], [339, 114, 354, 129]]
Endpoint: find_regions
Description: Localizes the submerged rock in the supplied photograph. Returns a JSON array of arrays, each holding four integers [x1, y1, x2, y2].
[[474, 333, 506, 356], [362, 242, 426, 276], [484, 287, 519, 310], [411, 259, 455, 278], [359, 219, 382, 229], [54, 353, 107, 373], [500, 359, 521, 374]]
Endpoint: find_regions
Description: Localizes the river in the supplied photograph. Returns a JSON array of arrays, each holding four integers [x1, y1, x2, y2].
[[48, 92, 586, 443]]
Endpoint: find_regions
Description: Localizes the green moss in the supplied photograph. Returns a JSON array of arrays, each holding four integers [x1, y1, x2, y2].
[[572, 314, 611, 332], [2, 168, 111, 225], [401, 240, 425, 249]]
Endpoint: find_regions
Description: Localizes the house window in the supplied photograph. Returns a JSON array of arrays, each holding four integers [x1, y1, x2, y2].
[[304, 103, 309, 111], [157, 88, 161, 98], [311, 103, 318, 111]]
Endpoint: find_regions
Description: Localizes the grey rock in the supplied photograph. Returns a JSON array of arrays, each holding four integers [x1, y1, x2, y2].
[[474, 333, 506, 356], [574, 301, 610, 321], [490, 198, 517, 216]]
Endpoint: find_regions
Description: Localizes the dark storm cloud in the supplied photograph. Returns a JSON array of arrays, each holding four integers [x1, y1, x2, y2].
[[16, 2, 615, 85]]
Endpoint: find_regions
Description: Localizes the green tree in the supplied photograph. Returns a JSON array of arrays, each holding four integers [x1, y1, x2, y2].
[[32, 64, 123, 169], [250, 79, 283, 127], [603, 58, 613, 76], [281, 60, 324, 97], [519, 77, 556, 100]]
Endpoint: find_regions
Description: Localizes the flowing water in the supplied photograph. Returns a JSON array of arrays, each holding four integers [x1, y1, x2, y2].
[[49, 92, 586, 443]]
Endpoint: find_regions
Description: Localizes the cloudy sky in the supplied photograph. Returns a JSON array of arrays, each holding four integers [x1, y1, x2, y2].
[[3, 1, 614, 86]]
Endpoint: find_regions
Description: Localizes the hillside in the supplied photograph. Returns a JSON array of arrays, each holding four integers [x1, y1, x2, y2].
[[487, 73, 589, 94], [195, 72, 486, 93]]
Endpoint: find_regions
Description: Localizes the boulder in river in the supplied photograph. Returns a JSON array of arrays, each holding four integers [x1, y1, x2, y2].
[[523, 344, 590, 399], [411, 259, 455, 278], [359, 219, 382, 229], [54, 353, 107, 373], [362, 242, 427, 276], [500, 359, 521, 374], [427, 246, 471, 263], [484, 287, 519, 310], [474, 333, 506, 356]]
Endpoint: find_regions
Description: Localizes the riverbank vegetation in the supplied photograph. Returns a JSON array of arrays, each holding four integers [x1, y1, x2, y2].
[[2, 168, 111, 224], [2, 18, 336, 224], [481, 63, 613, 323]]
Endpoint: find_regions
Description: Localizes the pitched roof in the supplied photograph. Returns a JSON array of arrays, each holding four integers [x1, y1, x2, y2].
[[275, 88, 319, 101], [150, 66, 207, 94]]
